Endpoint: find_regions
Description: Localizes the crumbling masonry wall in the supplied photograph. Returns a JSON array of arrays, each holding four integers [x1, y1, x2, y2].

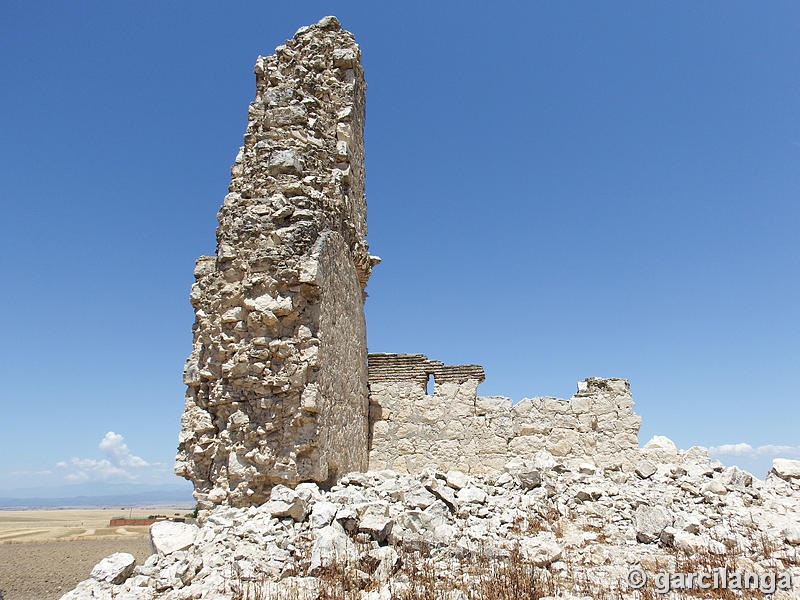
[[175, 17, 380, 511], [367, 353, 642, 473]]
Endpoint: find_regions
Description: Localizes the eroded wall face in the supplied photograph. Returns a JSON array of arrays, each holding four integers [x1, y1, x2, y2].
[[175, 17, 376, 510], [368, 354, 641, 473]]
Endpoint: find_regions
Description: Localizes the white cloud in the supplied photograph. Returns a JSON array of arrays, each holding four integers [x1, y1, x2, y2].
[[99, 431, 150, 467], [56, 432, 152, 483], [708, 443, 800, 458], [57, 457, 136, 481], [64, 471, 89, 483]]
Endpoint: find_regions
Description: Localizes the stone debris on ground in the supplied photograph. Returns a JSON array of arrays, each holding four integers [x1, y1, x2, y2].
[[60, 450, 800, 599]]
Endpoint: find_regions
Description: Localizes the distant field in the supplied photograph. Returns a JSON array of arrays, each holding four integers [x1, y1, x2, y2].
[[0, 506, 192, 543], [0, 507, 193, 600], [0, 537, 154, 600]]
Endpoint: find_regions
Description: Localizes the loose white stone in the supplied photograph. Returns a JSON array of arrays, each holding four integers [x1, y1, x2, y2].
[[634, 505, 672, 543], [520, 534, 563, 566], [445, 470, 468, 490], [309, 524, 356, 574], [773, 458, 800, 480], [150, 521, 198, 555], [635, 460, 657, 479], [90, 552, 135, 584], [643, 435, 678, 452]]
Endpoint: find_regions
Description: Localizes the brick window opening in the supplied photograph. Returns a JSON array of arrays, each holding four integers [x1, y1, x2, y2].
[[426, 373, 434, 395]]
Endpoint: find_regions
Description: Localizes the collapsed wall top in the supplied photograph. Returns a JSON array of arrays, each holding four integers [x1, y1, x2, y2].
[[176, 16, 379, 512], [367, 354, 641, 474]]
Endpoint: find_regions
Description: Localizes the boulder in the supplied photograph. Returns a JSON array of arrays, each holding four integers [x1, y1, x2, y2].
[[520, 534, 563, 566], [720, 466, 753, 488], [456, 486, 487, 504], [575, 486, 603, 502], [532, 450, 559, 471], [425, 477, 457, 511], [309, 501, 338, 529], [150, 521, 199, 555], [403, 487, 436, 510], [358, 515, 393, 542], [701, 480, 727, 495], [643, 436, 678, 452], [504, 458, 542, 488], [783, 525, 800, 546], [309, 524, 357, 573], [635, 460, 657, 479], [90, 552, 135, 584], [673, 532, 725, 555], [634, 505, 672, 543], [263, 484, 309, 521], [361, 546, 400, 582], [445, 470, 468, 490], [772, 459, 800, 480]]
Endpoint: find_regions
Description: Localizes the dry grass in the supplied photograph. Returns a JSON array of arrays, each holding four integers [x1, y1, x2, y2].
[[227, 537, 635, 600], [625, 533, 785, 600], [509, 502, 563, 537], [226, 517, 798, 600]]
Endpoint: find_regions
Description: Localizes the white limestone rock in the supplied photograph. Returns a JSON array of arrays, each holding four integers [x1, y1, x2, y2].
[[359, 514, 394, 542], [701, 480, 727, 495], [90, 552, 136, 584], [635, 460, 657, 479], [425, 477, 457, 511], [720, 465, 753, 488], [673, 532, 726, 555], [532, 449, 559, 471], [309, 524, 357, 574], [456, 486, 487, 504], [403, 486, 436, 510], [264, 484, 309, 521], [445, 470, 468, 490], [772, 458, 800, 480], [520, 533, 563, 566], [361, 546, 400, 583], [59, 459, 800, 600], [150, 521, 198, 555], [783, 525, 800, 545], [634, 505, 673, 543], [504, 458, 542, 489], [309, 501, 338, 529], [643, 435, 678, 453]]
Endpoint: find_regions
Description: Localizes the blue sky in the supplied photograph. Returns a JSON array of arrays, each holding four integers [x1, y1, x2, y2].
[[1, 1, 798, 494]]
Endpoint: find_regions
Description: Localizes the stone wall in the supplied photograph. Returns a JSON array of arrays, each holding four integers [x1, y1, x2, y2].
[[368, 353, 641, 473], [175, 16, 380, 511]]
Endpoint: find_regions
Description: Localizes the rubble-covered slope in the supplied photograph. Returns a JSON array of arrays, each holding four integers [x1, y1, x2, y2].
[[62, 443, 800, 599]]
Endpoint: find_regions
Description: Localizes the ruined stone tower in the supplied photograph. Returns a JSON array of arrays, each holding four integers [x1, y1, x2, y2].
[[176, 17, 644, 514], [175, 16, 379, 510]]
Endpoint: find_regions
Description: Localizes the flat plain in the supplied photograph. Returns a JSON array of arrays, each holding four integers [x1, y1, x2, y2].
[[0, 506, 191, 600]]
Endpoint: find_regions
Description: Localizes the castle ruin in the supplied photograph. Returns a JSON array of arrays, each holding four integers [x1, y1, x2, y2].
[[175, 17, 641, 511], [367, 353, 640, 474]]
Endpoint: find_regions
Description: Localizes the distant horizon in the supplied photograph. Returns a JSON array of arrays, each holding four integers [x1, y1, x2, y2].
[[0, 434, 791, 504], [0, 480, 194, 509]]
